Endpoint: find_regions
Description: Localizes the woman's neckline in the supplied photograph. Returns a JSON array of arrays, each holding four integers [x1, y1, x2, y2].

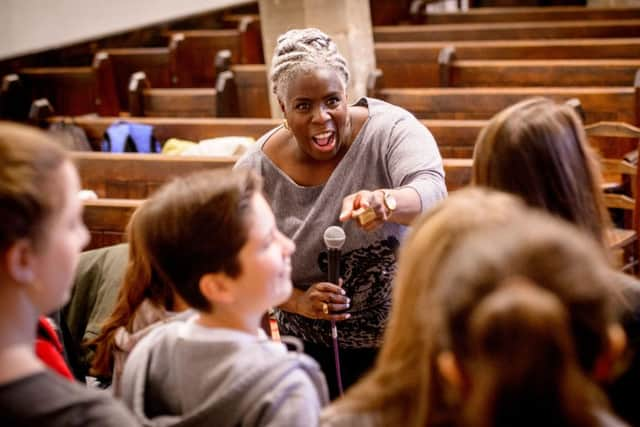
[[260, 98, 372, 188]]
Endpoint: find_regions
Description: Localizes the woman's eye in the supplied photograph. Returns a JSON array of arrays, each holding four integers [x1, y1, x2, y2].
[[327, 97, 339, 107]]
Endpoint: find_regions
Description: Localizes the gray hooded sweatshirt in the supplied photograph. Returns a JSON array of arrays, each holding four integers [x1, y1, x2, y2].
[[121, 317, 329, 427]]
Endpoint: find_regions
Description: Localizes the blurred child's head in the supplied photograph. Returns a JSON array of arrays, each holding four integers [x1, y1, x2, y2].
[[0, 121, 88, 314], [472, 97, 610, 248], [434, 212, 621, 427]]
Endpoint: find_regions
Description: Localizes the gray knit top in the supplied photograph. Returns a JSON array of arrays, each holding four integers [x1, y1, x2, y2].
[[235, 97, 446, 348]]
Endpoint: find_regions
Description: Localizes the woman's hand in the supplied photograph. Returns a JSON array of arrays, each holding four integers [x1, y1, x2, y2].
[[284, 282, 351, 321], [339, 190, 389, 231]]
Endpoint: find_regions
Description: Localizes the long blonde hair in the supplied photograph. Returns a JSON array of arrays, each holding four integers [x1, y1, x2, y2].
[[331, 188, 528, 427], [330, 188, 617, 427], [435, 213, 616, 427]]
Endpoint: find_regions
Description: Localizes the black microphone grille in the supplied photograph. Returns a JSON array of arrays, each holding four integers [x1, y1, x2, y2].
[[323, 226, 346, 250]]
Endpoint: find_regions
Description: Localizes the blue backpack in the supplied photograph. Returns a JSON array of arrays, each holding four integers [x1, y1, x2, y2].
[[101, 121, 161, 153]]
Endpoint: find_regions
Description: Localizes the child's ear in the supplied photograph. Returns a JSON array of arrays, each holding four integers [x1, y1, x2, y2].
[[278, 99, 285, 115], [437, 351, 464, 391], [199, 273, 235, 305], [5, 239, 36, 285], [593, 323, 627, 382]]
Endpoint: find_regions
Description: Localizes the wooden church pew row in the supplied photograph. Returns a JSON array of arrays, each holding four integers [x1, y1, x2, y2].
[[128, 71, 217, 117], [71, 152, 237, 198], [79, 157, 474, 250], [373, 19, 640, 42], [168, 17, 263, 88], [14, 65, 119, 117], [438, 53, 640, 88], [50, 115, 280, 150], [82, 198, 141, 250], [372, 85, 640, 125], [93, 48, 172, 112], [419, 5, 640, 25], [53, 113, 486, 158], [376, 39, 640, 88], [215, 64, 271, 118]]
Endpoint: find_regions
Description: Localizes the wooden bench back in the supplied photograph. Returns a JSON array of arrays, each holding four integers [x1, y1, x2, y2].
[[79, 157, 473, 249], [376, 39, 640, 88], [18, 67, 99, 116], [420, 6, 640, 25], [216, 64, 271, 118], [585, 121, 640, 273], [440, 56, 640, 88], [51, 115, 278, 150], [94, 48, 171, 111], [72, 152, 237, 198], [51, 115, 486, 158], [1, 74, 30, 120], [128, 71, 217, 117], [168, 18, 263, 87], [373, 86, 640, 126], [83, 198, 141, 250], [169, 30, 242, 88], [374, 19, 640, 42]]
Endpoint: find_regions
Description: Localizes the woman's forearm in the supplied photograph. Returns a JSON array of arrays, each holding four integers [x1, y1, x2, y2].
[[382, 186, 423, 226]]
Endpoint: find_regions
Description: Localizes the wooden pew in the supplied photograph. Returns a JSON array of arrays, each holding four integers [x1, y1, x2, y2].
[[444, 157, 473, 192], [369, 0, 419, 25], [16, 66, 119, 116], [72, 152, 237, 198], [83, 198, 141, 250], [94, 48, 172, 111], [1, 74, 30, 120], [373, 19, 640, 42], [80, 157, 473, 250], [376, 39, 640, 88], [217, 50, 640, 118], [439, 55, 640, 88], [51, 115, 279, 150], [168, 17, 263, 88], [215, 64, 271, 118], [52, 114, 486, 158], [420, 6, 640, 24], [128, 71, 217, 117], [374, 86, 640, 125]]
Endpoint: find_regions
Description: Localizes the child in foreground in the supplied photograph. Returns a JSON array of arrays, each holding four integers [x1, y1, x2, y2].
[[120, 169, 328, 427]]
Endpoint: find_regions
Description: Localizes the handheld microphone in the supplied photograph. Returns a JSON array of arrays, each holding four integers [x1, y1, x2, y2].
[[324, 226, 346, 284], [323, 225, 346, 396]]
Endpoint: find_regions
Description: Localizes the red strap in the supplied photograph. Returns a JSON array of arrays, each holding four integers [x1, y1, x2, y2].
[[35, 317, 74, 381]]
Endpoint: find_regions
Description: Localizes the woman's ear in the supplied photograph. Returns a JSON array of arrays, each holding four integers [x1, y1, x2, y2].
[[5, 239, 36, 285], [437, 351, 464, 391], [593, 323, 627, 382], [199, 273, 235, 306]]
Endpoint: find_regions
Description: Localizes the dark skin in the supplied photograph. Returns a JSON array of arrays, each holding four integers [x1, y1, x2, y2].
[[263, 67, 422, 320]]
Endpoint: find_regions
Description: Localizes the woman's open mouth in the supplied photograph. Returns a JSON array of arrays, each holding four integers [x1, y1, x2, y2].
[[311, 131, 336, 152]]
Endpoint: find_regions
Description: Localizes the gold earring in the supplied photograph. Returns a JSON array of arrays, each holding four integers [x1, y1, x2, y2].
[[283, 119, 290, 130]]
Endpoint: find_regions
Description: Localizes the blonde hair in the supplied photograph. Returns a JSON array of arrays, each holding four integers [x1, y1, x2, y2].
[[0, 121, 68, 252], [328, 188, 616, 427], [435, 213, 615, 427], [330, 188, 527, 427], [270, 28, 350, 100]]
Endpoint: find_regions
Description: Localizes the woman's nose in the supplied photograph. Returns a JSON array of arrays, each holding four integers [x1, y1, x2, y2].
[[311, 105, 330, 123]]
